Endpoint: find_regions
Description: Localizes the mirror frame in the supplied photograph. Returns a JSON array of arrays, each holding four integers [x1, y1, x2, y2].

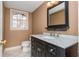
[[47, 1, 69, 31]]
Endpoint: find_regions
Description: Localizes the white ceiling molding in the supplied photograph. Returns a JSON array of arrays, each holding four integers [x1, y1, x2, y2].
[[4, 1, 44, 12]]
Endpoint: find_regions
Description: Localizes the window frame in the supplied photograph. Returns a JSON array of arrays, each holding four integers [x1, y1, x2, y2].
[[10, 9, 29, 30]]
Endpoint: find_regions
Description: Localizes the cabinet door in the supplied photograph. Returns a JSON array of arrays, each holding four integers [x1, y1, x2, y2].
[[46, 44, 57, 57], [35, 39, 46, 57], [31, 37, 45, 57], [36, 42, 45, 57], [45, 42, 65, 57]]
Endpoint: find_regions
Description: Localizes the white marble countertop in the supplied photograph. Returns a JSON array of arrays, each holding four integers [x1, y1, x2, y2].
[[31, 34, 78, 49]]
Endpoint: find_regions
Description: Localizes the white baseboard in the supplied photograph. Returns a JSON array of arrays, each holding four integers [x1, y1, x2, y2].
[[5, 45, 21, 51]]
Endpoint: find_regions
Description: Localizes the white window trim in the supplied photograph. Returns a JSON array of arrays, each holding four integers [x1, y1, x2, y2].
[[10, 9, 29, 30]]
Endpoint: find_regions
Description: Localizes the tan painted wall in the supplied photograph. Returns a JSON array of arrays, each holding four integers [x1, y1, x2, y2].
[[50, 10, 65, 25], [32, 3, 47, 34], [4, 7, 32, 48], [32, 1, 78, 36]]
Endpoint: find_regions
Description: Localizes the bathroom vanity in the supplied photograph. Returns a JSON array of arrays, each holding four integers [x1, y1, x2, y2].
[[31, 2, 77, 56], [31, 35, 78, 57]]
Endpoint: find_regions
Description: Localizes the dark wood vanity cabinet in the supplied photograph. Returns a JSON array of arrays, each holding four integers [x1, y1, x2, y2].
[[31, 37, 78, 57]]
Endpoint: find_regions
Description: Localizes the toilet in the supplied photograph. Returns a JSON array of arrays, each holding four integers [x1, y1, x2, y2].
[[21, 41, 31, 52]]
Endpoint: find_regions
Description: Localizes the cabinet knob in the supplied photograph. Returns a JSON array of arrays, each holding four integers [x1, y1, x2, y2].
[[49, 48, 56, 55], [49, 49, 54, 52], [37, 48, 41, 52]]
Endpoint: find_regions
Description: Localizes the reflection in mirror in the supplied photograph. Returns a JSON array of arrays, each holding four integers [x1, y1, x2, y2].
[[48, 2, 65, 25]]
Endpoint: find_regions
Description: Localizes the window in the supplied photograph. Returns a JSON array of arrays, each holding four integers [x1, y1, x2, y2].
[[10, 9, 29, 30]]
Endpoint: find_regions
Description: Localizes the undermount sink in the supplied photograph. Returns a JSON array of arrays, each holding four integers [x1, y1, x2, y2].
[[41, 35, 56, 39], [32, 34, 78, 42]]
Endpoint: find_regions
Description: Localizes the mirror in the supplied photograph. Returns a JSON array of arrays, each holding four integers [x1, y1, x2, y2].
[[47, 1, 69, 30], [49, 2, 65, 25]]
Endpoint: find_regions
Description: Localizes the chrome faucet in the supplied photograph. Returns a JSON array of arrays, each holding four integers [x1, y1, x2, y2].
[[50, 32, 55, 36], [50, 32, 60, 37]]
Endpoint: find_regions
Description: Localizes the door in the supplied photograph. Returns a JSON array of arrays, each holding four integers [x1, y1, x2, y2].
[[0, 1, 5, 57]]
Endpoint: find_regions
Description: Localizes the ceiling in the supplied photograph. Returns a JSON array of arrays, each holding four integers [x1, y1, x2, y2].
[[4, 1, 44, 12]]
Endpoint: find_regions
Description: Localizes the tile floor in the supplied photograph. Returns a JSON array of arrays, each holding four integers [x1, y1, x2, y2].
[[4, 47, 79, 57], [3, 44, 79, 57], [3, 46, 31, 57]]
